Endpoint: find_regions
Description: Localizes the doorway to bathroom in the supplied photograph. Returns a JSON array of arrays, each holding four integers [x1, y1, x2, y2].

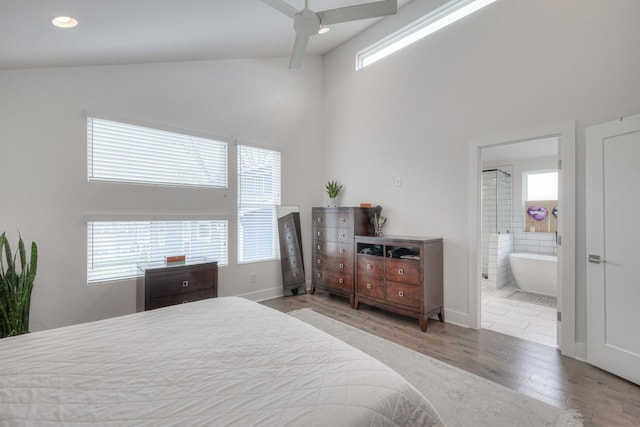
[[467, 121, 576, 357], [480, 139, 558, 347]]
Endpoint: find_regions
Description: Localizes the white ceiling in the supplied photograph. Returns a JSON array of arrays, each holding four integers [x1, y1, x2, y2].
[[0, 0, 412, 71]]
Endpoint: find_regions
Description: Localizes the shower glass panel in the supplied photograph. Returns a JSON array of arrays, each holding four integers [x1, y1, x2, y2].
[[481, 167, 513, 278]]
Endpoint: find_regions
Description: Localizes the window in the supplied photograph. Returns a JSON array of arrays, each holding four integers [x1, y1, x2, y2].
[[87, 220, 228, 284], [525, 171, 558, 201], [237, 145, 281, 263], [87, 117, 228, 188], [356, 0, 497, 70]]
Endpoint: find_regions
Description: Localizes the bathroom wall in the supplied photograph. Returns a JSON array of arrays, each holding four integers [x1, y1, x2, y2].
[[487, 233, 514, 289], [485, 157, 558, 256], [481, 167, 513, 277]]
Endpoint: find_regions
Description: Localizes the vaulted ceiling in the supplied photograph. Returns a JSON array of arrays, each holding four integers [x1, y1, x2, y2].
[[1, 0, 412, 70]]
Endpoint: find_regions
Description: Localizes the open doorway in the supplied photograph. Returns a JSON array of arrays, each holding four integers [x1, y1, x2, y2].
[[480, 138, 558, 347], [467, 121, 576, 357]]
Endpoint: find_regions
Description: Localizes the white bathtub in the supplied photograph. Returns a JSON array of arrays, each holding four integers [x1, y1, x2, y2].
[[509, 253, 557, 297]]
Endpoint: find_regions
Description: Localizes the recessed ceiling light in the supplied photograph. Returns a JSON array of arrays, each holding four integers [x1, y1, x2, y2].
[[52, 16, 78, 29], [318, 27, 330, 35]]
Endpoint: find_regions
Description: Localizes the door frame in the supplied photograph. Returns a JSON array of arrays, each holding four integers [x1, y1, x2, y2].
[[467, 120, 576, 357]]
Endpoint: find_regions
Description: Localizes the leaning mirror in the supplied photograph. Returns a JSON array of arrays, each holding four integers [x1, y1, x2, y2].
[[277, 206, 306, 296]]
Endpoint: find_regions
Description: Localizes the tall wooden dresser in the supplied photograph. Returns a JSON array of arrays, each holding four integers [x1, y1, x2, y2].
[[311, 207, 373, 306], [354, 236, 443, 332], [277, 211, 306, 295]]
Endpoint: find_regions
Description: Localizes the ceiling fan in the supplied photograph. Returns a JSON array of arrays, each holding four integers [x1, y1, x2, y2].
[[261, 0, 397, 68]]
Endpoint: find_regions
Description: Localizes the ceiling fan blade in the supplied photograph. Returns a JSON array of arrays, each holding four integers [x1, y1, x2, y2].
[[261, 0, 298, 18], [318, 0, 397, 25], [289, 33, 310, 69]]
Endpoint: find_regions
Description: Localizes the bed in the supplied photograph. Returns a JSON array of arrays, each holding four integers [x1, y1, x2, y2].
[[0, 297, 444, 426]]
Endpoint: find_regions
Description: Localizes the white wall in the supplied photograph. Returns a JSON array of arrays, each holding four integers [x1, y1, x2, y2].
[[323, 0, 640, 341], [0, 57, 324, 330]]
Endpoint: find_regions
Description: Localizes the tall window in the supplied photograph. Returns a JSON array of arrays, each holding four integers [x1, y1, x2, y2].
[[237, 145, 281, 263], [87, 117, 228, 188], [87, 220, 228, 284]]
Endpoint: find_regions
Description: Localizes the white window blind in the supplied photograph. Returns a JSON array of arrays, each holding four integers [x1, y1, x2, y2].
[[87, 117, 228, 188], [87, 220, 228, 284], [237, 145, 281, 263]]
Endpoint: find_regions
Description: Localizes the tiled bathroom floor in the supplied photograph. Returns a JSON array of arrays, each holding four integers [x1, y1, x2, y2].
[[481, 284, 557, 347]]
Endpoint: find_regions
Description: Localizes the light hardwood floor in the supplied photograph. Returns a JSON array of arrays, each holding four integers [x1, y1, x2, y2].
[[261, 292, 640, 427]]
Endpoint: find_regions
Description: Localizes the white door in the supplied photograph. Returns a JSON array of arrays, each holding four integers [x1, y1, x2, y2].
[[586, 114, 640, 385]]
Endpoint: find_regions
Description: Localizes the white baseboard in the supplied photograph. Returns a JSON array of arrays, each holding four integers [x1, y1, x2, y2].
[[443, 308, 469, 328], [238, 287, 283, 302], [574, 342, 588, 361]]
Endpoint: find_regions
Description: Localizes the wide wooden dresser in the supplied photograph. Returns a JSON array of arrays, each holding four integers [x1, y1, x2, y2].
[[311, 207, 373, 306], [137, 260, 218, 311], [354, 235, 443, 332]]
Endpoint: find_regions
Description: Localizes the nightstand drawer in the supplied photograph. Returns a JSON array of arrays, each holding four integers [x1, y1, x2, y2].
[[148, 288, 215, 310], [148, 269, 215, 298], [357, 255, 384, 279]]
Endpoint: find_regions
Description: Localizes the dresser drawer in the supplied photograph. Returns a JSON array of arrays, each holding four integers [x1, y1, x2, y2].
[[148, 288, 214, 310], [312, 266, 353, 292], [314, 254, 352, 273], [313, 226, 354, 243], [147, 269, 215, 298], [385, 281, 420, 309], [357, 255, 384, 279], [282, 266, 304, 285], [357, 275, 385, 300], [385, 258, 420, 285], [313, 240, 351, 258], [313, 208, 355, 229]]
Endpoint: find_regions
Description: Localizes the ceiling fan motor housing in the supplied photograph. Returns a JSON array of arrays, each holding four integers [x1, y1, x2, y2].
[[294, 8, 320, 36]]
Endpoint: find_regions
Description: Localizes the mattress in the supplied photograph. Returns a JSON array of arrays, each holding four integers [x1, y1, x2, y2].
[[0, 296, 444, 426]]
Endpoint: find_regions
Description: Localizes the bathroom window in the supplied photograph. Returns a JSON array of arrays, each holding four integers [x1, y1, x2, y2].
[[525, 171, 558, 201], [524, 170, 558, 233]]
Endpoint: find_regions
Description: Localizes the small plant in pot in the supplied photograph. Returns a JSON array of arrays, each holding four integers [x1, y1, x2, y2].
[[325, 180, 343, 207], [0, 232, 38, 338]]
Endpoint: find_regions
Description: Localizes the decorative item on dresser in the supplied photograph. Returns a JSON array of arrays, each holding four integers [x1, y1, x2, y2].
[[277, 206, 306, 296], [136, 260, 218, 311], [311, 207, 374, 306], [354, 235, 443, 332]]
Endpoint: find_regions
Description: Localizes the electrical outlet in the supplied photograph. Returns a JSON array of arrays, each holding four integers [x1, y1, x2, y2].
[[249, 273, 257, 283], [395, 177, 402, 186]]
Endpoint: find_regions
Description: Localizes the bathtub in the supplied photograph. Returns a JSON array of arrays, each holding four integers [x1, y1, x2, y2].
[[509, 253, 557, 297]]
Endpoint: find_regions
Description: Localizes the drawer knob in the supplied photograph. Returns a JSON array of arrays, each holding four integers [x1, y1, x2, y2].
[[339, 263, 344, 269], [399, 291, 404, 297], [339, 232, 346, 238], [317, 217, 323, 223], [317, 231, 323, 236], [317, 259, 322, 264], [182, 280, 189, 287], [339, 217, 346, 223], [317, 273, 322, 278], [317, 245, 322, 250], [366, 283, 372, 289], [398, 269, 404, 275], [338, 278, 344, 284], [339, 248, 345, 254], [293, 272, 297, 277], [366, 264, 372, 270]]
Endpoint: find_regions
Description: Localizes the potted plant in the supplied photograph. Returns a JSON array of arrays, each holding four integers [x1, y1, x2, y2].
[[325, 180, 343, 207], [0, 232, 38, 338]]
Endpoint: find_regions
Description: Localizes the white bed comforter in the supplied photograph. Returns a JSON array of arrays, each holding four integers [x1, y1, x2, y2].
[[0, 297, 444, 426]]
